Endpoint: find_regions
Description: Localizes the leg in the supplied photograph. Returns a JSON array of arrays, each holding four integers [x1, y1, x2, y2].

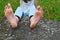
[[14, 7, 23, 19], [4, 3, 19, 28], [29, 5, 43, 29]]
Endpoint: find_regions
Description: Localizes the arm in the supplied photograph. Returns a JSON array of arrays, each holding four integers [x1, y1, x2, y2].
[[34, 0, 37, 8], [20, 0, 23, 5]]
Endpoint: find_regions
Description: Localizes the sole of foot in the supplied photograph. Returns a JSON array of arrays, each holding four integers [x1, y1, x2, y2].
[[30, 6, 43, 29], [4, 3, 18, 28]]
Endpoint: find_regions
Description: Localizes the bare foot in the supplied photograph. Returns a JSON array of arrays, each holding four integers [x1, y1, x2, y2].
[[30, 6, 43, 29], [4, 3, 19, 28]]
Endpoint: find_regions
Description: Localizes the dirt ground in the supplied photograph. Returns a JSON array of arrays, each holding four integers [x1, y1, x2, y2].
[[0, 17, 60, 40]]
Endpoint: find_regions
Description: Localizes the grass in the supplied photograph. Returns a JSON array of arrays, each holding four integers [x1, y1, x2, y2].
[[0, 0, 60, 21]]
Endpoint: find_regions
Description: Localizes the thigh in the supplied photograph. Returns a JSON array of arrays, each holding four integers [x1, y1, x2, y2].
[[29, 5, 36, 17], [14, 7, 23, 18]]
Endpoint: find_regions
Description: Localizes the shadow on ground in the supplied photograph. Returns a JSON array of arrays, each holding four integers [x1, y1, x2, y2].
[[0, 17, 60, 40]]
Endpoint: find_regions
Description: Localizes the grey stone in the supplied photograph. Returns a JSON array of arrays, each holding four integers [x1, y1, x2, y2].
[[0, 17, 60, 40]]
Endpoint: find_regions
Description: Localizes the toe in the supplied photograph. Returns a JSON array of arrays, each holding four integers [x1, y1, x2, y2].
[[37, 6, 41, 10], [7, 3, 11, 8], [4, 5, 9, 16], [37, 6, 43, 11], [5, 5, 8, 9], [4, 5, 8, 12], [4, 3, 11, 12]]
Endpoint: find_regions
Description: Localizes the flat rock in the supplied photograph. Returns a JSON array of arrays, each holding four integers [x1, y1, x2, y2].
[[0, 17, 60, 40]]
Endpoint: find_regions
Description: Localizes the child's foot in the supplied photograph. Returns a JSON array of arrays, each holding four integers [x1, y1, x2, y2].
[[30, 6, 43, 29], [4, 3, 19, 28]]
